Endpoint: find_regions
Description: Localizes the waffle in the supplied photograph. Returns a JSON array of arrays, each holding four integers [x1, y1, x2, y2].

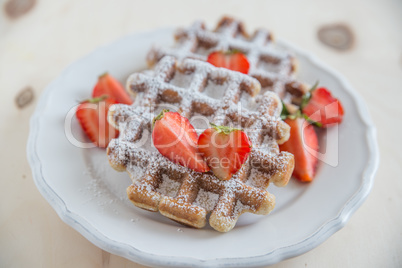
[[147, 16, 308, 104], [107, 56, 294, 232]]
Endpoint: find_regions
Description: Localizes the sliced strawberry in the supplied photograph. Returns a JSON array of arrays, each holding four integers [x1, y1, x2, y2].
[[92, 73, 133, 105], [279, 118, 318, 182], [76, 96, 119, 148], [152, 110, 209, 173], [207, 50, 250, 74], [302, 87, 344, 127], [197, 124, 252, 180]]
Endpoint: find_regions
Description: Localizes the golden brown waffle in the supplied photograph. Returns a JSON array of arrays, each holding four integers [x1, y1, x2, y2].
[[107, 56, 294, 232], [147, 16, 308, 104]]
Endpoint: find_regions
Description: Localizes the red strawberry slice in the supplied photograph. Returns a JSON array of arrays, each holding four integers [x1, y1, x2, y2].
[[92, 73, 133, 105], [279, 118, 318, 182], [152, 110, 210, 173], [76, 96, 119, 148], [197, 124, 252, 180], [302, 87, 344, 127], [207, 50, 250, 74]]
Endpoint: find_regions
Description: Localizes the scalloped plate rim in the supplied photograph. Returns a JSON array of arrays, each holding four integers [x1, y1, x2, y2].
[[27, 27, 379, 267]]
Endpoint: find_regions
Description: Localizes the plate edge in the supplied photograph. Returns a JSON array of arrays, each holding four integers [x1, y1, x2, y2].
[[26, 29, 380, 268]]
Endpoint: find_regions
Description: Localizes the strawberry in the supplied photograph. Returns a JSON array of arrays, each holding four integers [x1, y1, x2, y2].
[[152, 110, 210, 173], [92, 73, 133, 105], [207, 50, 250, 74], [197, 124, 252, 180], [302, 87, 344, 127], [76, 95, 119, 148], [279, 118, 318, 182]]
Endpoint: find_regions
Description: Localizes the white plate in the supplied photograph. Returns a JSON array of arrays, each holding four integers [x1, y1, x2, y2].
[[27, 27, 379, 267]]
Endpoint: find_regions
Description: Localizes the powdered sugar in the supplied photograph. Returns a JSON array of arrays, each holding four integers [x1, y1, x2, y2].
[[194, 189, 220, 212], [203, 81, 227, 99], [147, 17, 307, 103], [246, 169, 269, 189], [189, 112, 213, 134], [106, 49, 294, 231], [234, 200, 251, 217], [170, 72, 194, 88], [127, 164, 146, 182], [240, 91, 259, 111], [156, 174, 181, 197]]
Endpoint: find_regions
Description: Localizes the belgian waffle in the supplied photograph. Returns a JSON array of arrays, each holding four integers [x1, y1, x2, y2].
[[107, 56, 294, 232], [147, 16, 308, 104]]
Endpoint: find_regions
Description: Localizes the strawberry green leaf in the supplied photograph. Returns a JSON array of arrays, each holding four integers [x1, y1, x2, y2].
[[280, 100, 322, 127], [98, 72, 109, 79], [309, 80, 319, 92], [81, 94, 109, 104], [302, 113, 323, 128], [224, 49, 242, 55], [280, 100, 290, 120], [301, 81, 319, 110], [152, 109, 169, 127], [210, 123, 241, 135]]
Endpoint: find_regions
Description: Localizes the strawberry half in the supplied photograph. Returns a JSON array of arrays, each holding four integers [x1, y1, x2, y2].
[[152, 110, 210, 173], [76, 95, 119, 148], [302, 87, 344, 127], [207, 50, 250, 74], [92, 73, 133, 105], [197, 124, 252, 180], [279, 118, 318, 182]]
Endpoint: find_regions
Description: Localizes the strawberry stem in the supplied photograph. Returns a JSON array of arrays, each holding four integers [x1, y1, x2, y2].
[[153, 109, 169, 127], [81, 95, 109, 104], [99, 72, 109, 79], [223, 49, 243, 55], [301, 80, 319, 110], [303, 114, 323, 127], [279, 101, 322, 127], [309, 80, 320, 92], [210, 123, 241, 134], [280, 100, 290, 120]]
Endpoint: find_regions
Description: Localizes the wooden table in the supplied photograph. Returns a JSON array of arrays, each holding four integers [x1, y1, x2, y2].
[[1, 0, 401, 267]]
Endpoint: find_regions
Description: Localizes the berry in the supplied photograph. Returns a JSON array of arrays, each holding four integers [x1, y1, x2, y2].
[[92, 73, 132, 105], [76, 96, 119, 148], [302, 87, 344, 127], [207, 50, 250, 74], [279, 118, 318, 182], [152, 110, 210, 172], [198, 124, 252, 180]]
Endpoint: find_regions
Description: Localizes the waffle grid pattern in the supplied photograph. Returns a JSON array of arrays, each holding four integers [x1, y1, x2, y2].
[[107, 56, 294, 232], [147, 16, 308, 103]]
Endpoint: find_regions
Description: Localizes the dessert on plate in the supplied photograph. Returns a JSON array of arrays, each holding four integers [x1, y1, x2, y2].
[[107, 56, 294, 232], [76, 16, 344, 232], [147, 16, 308, 105]]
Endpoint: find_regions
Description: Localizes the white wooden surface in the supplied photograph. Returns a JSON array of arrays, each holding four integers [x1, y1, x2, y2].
[[1, 0, 401, 267]]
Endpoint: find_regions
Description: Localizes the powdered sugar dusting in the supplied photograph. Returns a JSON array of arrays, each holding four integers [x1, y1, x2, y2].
[[194, 189, 219, 212], [240, 91, 259, 111], [190, 113, 213, 134], [127, 164, 145, 183], [170, 72, 194, 88], [106, 49, 294, 231], [246, 169, 269, 189], [234, 200, 251, 217], [157, 174, 181, 197], [147, 17, 307, 103], [203, 81, 227, 99]]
